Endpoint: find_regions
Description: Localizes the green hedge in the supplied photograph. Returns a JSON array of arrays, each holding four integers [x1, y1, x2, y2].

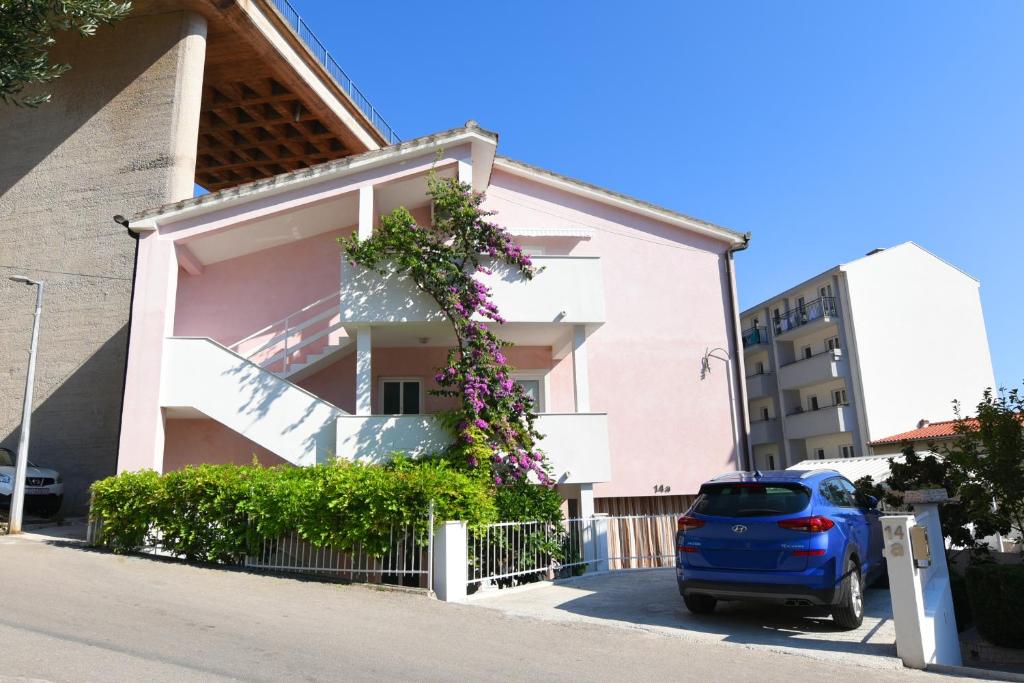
[[90, 459, 498, 563], [966, 563, 1024, 648]]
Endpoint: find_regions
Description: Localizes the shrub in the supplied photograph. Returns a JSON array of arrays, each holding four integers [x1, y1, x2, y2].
[[966, 563, 1024, 648], [949, 571, 973, 632], [90, 459, 498, 562], [89, 469, 164, 553]]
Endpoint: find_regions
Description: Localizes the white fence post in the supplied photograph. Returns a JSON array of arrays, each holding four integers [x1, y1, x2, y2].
[[591, 513, 609, 573], [432, 520, 468, 602], [882, 502, 962, 669]]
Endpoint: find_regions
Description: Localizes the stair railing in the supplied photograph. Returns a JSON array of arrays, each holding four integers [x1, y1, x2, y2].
[[229, 290, 345, 375]]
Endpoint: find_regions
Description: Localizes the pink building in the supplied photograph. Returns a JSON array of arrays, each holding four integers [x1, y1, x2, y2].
[[116, 123, 751, 515]]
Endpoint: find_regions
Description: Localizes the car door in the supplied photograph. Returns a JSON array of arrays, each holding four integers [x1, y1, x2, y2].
[[820, 477, 869, 571]]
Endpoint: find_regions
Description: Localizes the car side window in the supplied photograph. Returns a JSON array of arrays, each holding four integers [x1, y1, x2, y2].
[[820, 477, 855, 508]]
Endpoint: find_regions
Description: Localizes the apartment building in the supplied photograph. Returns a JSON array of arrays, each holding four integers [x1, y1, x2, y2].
[[115, 123, 750, 516], [740, 242, 995, 469]]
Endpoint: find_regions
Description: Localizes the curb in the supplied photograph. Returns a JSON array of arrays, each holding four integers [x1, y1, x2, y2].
[[926, 663, 1024, 682]]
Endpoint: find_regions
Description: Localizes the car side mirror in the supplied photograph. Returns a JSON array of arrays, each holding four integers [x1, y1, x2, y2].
[[860, 494, 879, 510]]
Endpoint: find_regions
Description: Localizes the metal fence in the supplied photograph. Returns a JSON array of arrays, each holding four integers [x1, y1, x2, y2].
[[266, 0, 400, 145], [245, 521, 432, 590], [468, 513, 684, 590]]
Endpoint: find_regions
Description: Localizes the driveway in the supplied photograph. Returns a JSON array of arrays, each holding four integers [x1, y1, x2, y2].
[[471, 568, 899, 669]]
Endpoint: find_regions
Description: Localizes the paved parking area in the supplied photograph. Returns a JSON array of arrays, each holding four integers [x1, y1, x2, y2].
[[471, 568, 900, 669]]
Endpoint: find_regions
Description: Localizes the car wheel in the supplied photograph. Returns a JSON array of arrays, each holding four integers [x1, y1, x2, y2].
[[832, 558, 864, 629], [683, 593, 717, 615]]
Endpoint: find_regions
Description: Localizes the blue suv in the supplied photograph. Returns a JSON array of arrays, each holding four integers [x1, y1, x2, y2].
[[675, 469, 884, 629]]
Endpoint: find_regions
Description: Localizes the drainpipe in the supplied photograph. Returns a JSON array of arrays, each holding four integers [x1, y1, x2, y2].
[[112, 215, 140, 475], [726, 234, 753, 471]]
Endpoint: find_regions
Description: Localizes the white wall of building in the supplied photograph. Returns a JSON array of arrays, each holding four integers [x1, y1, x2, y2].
[[842, 243, 996, 441]]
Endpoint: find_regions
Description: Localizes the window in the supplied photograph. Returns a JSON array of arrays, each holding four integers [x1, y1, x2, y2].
[[767, 455, 776, 470], [512, 374, 546, 412], [820, 284, 833, 299], [826, 336, 840, 351], [761, 407, 770, 421], [802, 345, 813, 360], [832, 388, 848, 406], [814, 448, 825, 460], [840, 445, 855, 459], [820, 477, 856, 507], [381, 379, 421, 415], [807, 395, 819, 411], [755, 361, 765, 375], [694, 482, 810, 517]]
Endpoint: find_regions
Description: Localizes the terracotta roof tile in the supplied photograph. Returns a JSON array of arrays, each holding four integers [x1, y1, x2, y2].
[[869, 419, 978, 446]]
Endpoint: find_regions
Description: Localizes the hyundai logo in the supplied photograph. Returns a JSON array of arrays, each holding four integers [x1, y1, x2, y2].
[[732, 524, 748, 534]]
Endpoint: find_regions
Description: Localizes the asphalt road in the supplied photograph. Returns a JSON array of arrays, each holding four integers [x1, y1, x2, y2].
[[0, 528, 981, 682]]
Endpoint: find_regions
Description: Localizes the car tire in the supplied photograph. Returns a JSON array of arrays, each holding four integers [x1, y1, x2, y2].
[[832, 558, 864, 630], [683, 593, 717, 615]]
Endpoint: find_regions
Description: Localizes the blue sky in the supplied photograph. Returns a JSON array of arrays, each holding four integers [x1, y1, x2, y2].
[[292, 0, 1022, 388]]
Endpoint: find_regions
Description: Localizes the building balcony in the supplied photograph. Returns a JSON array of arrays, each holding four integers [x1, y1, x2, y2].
[[749, 418, 782, 446], [741, 326, 770, 351], [784, 403, 855, 440], [778, 349, 843, 391], [772, 296, 839, 339], [335, 412, 611, 484], [339, 256, 606, 327], [745, 371, 776, 399]]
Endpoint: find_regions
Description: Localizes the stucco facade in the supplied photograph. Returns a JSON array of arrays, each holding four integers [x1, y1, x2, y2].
[[114, 125, 750, 510]]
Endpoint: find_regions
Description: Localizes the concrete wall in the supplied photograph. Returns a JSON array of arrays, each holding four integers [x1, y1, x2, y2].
[[842, 243, 997, 441], [0, 11, 206, 510]]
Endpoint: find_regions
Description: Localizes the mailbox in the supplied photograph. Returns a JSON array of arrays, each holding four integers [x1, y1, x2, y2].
[[910, 525, 931, 568]]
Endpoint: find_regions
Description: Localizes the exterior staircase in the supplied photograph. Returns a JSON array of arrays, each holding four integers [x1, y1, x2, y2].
[[228, 289, 353, 379]]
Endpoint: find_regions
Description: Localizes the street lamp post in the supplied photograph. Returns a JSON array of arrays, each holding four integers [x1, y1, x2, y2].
[[7, 276, 44, 534]]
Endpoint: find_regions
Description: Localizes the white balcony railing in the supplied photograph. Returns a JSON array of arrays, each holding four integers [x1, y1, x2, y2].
[[746, 372, 776, 399], [778, 349, 842, 391], [339, 256, 605, 326], [335, 412, 611, 484], [749, 418, 782, 446], [784, 404, 855, 440]]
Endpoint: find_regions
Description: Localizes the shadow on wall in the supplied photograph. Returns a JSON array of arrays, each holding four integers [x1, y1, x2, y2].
[[0, 13, 184, 197], [218, 347, 340, 463], [1, 326, 128, 514], [337, 414, 453, 465]]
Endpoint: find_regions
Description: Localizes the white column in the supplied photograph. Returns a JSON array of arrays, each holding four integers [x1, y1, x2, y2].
[[358, 185, 374, 240], [432, 521, 468, 602], [571, 325, 591, 412], [167, 12, 208, 202], [356, 327, 372, 416], [457, 159, 473, 187]]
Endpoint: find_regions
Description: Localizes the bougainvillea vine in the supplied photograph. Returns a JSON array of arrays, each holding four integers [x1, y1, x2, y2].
[[340, 173, 555, 486]]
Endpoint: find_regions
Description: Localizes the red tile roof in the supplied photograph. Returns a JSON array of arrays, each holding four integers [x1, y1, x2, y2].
[[869, 419, 978, 446]]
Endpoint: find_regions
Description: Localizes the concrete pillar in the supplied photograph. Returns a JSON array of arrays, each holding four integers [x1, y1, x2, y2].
[[358, 185, 374, 240], [432, 520, 468, 602], [117, 236, 179, 472], [356, 327, 372, 416], [457, 158, 473, 187], [571, 325, 591, 413], [166, 13, 208, 201], [882, 507, 961, 669]]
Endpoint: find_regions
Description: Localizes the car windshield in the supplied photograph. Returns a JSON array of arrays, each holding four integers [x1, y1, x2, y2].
[[694, 483, 810, 518], [0, 449, 13, 467]]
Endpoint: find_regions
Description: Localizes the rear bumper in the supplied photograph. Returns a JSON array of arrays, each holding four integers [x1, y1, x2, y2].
[[678, 577, 838, 606]]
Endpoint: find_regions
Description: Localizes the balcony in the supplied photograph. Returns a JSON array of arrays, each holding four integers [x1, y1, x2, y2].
[[339, 256, 605, 326], [772, 297, 838, 338], [746, 371, 776, 399], [784, 403, 855, 440], [749, 418, 782, 446], [742, 326, 769, 351], [335, 412, 611, 484], [778, 349, 843, 391]]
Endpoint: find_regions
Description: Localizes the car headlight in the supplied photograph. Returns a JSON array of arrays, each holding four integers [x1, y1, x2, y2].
[[0, 473, 10, 485]]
